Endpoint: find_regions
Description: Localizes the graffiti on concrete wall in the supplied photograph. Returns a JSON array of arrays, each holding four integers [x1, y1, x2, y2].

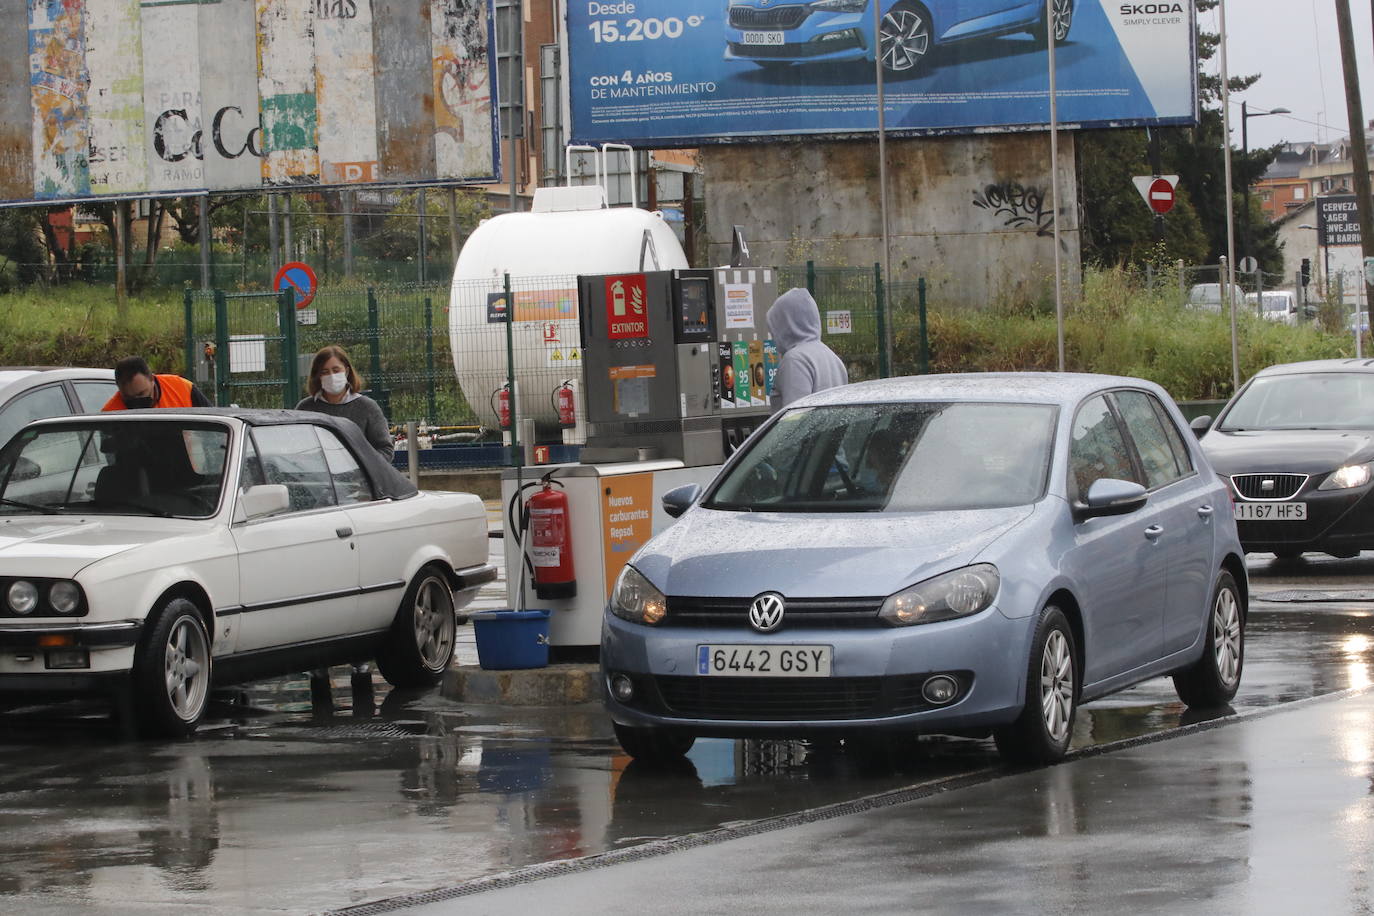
[[972, 182, 1054, 237], [0, 0, 496, 204]]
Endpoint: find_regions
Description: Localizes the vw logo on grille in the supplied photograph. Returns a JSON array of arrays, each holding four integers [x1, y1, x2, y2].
[[748, 592, 785, 633]]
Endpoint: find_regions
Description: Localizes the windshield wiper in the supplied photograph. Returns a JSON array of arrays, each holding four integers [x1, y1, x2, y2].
[[91, 499, 173, 518], [0, 497, 64, 515]]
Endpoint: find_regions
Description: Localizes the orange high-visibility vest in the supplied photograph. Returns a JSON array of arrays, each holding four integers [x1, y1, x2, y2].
[[101, 374, 196, 411]]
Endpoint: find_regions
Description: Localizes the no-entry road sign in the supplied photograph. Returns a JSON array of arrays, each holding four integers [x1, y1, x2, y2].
[[1133, 175, 1178, 215], [273, 261, 317, 309]]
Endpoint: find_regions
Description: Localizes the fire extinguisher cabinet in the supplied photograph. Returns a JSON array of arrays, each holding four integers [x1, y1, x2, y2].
[[501, 460, 721, 658], [470, 609, 551, 670]]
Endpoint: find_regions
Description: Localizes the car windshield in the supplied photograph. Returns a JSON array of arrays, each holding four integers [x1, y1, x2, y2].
[[1259, 294, 1289, 313], [0, 420, 230, 518], [704, 401, 1057, 512], [1220, 372, 1374, 430]]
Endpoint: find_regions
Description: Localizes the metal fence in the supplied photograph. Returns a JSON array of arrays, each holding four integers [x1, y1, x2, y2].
[[185, 263, 927, 470]]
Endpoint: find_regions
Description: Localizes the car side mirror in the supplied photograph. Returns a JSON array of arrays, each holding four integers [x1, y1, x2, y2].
[[661, 483, 702, 519], [1077, 478, 1148, 520], [11, 456, 40, 481], [239, 484, 290, 520], [1189, 415, 1212, 438]]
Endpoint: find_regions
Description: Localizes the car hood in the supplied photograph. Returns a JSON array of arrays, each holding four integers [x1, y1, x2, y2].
[[631, 505, 1034, 599], [1202, 429, 1374, 474], [0, 517, 201, 577]]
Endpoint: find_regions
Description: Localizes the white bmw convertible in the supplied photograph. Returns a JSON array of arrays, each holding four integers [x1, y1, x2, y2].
[[0, 408, 494, 737]]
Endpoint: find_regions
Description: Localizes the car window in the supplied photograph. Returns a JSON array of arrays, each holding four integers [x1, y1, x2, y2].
[[239, 435, 266, 494], [316, 427, 374, 505], [705, 401, 1055, 512], [0, 384, 72, 447], [1114, 390, 1188, 489], [1149, 395, 1194, 477], [252, 424, 339, 512], [1219, 372, 1374, 430], [73, 380, 117, 413], [1069, 395, 1138, 499], [0, 421, 226, 518]]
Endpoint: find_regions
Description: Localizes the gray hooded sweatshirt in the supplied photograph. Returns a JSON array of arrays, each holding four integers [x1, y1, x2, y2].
[[766, 287, 849, 413]]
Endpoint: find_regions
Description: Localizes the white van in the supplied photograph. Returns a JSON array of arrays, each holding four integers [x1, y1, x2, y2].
[[1245, 290, 1301, 324], [1186, 282, 1244, 313]]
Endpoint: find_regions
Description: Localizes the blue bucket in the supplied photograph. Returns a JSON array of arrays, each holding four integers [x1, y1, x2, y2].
[[470, 609, 551, 670]]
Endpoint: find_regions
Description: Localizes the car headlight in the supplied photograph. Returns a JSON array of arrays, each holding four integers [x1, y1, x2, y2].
[[610, 566, 667, 625], [810, 0, 867, 10], [1318, 463, 1373, 491], [48, 580, 82, 614], [879, 564, 1000, 627], [7, 580, 38, 615]]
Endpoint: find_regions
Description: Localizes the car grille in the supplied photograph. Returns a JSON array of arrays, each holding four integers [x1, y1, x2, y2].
[[651, 673, 967, 720], [666, 595, 886, 629], [728, 6, 811, 29], [1231, 473, 1309, 500]]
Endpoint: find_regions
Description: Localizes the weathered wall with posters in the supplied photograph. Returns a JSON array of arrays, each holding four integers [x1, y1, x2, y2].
[[702, 133, 1081, 308], [1, 0, 497, 205]]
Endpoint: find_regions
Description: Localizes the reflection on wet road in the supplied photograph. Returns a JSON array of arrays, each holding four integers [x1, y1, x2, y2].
[[0, 553, 1370, 913]]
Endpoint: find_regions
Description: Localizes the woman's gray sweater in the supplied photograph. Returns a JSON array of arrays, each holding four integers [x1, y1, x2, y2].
[[294, 394, 395, 460]]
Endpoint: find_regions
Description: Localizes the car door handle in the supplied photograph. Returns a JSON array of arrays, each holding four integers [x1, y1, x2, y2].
[[1197, 504, 1214, 519], [1144, 525, 1164, 540], [336, 526, 353, 538]]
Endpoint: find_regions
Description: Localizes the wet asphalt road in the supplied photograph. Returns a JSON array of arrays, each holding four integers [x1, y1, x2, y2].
[[0, 552, 1371, 914]]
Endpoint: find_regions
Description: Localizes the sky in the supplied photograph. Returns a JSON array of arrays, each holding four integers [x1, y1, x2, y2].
[[1208, 0, 1374, 150]]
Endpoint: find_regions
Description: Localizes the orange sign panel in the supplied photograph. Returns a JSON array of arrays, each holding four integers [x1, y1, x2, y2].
[[601, 472, 654, 599]]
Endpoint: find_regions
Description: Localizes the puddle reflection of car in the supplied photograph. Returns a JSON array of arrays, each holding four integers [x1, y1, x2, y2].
[[0, 409, 495, 738], [603, 373, 1247, 766], [1197, 359, 1374, 559], [725, 0, 1072, 76]]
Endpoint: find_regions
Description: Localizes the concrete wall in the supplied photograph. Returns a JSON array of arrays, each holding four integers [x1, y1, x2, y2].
[[701, 132, 1081, 308]]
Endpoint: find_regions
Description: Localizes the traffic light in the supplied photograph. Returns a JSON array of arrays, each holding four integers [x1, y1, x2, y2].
[[1301, 258, 1311, 287]]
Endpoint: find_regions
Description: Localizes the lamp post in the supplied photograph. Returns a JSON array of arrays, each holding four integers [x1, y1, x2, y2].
[[1239, 101, 1291, 289]]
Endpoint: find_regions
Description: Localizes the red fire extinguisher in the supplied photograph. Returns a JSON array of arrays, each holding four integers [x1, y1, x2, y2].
[[553, 380, 576, 429], [491, 384, 512, 430], [526, 479, 576, 599]]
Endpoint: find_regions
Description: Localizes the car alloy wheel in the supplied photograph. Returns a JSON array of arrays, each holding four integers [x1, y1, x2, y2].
[[411, 573, 456, 670], [1212, 582, 1242, 689], [1039, 628, 1074, 745], [1050, 0, 1071, 41], [879, 7, 931, 73]]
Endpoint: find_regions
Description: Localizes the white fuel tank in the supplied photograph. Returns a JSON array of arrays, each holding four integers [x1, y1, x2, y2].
[[448, 186, 688, 428]]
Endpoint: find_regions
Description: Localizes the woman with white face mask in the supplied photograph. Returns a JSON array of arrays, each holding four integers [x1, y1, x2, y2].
[[295, 345, 395, 460]]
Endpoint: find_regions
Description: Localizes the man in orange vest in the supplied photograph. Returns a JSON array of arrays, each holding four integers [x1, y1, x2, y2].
[[101, 356, 212, 411]]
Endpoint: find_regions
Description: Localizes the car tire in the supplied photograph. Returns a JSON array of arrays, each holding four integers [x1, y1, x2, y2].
[[375, 565, 457, 688], [994, 605, 1077, 765], [613, 722, 695, 763], [131, 597, 212, 739], [1031, 0, 1072, 44], [1172, 570, 1244, 708], [879, 2, 933, 75]]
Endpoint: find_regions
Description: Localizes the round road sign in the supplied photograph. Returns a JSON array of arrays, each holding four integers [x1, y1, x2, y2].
[[273, 261, 317, 309], [1148, 177, 1175, 215]]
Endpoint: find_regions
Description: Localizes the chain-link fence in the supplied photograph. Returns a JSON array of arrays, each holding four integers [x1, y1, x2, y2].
[[186, 263, 925, 470]]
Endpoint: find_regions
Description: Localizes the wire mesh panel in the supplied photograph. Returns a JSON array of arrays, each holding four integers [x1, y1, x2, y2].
[[778, 264, 884, 383]]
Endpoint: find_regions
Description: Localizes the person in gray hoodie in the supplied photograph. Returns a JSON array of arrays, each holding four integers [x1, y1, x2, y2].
[[766, 287, 849, 412]]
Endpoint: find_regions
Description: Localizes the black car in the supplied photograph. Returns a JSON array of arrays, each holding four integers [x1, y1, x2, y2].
[[1196, 359, 1374, 558]]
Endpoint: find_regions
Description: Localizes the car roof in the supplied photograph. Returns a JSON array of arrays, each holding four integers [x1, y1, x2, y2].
[[1251, 358, 1374, 377], [797, 372, 1168, 408], [0, 367, 114, 395]]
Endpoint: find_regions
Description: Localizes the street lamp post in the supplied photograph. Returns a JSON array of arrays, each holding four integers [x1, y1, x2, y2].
[[1239, 101, 1291, 291]]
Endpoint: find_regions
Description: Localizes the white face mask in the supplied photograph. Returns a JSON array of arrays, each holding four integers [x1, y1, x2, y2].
[[321, 371, 349, 396]]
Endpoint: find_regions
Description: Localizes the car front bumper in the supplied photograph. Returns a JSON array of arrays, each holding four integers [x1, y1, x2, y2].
[[600, 605, 1031, 737], [1234, 484, 1374, 553]]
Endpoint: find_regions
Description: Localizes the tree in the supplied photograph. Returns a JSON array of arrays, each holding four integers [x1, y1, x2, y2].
[[1079, 0, 1281, 275]]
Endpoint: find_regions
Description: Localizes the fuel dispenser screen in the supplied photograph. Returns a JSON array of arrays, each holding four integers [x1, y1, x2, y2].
[[677, 276, 713, 339]]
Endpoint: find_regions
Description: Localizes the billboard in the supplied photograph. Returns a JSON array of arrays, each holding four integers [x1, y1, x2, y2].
[[567, 0, 1197, 146], [1317, 194, 1361, 247], [0, 0, 498, 206]]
